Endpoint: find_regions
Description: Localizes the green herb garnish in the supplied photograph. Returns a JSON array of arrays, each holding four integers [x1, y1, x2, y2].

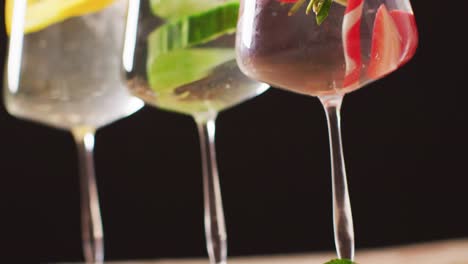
[[310, 0, 333, 25], [324, 259, 356, 264], [284, 0, 347, 25]]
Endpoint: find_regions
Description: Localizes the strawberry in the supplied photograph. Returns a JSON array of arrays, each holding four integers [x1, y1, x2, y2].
[[390, 10, 418, 66], [367, 4, 402, 79], [367, 4, 418, 79]]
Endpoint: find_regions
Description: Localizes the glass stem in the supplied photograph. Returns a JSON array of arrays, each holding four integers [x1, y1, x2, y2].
[[320, 96, 355, 261], [72, 127, 104, 264], [195, 114, 227, 264]]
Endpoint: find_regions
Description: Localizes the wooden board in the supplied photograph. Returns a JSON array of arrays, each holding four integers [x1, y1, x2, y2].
[[104, 239, 468, 264]]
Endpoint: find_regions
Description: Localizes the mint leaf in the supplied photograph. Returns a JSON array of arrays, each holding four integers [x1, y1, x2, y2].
[[314, 0, 333, 25], [285, 0, 345, 25], [324, 259, 356, 264]]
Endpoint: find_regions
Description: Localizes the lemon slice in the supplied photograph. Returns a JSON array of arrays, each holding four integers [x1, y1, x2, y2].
[[5, 0, 116, 35], [147, 1, 239, 91]]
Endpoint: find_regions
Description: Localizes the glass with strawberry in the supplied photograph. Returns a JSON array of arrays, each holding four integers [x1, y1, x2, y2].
[[236, 0, 418, 262]]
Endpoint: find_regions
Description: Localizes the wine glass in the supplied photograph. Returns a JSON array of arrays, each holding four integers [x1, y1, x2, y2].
[[123, 0, 269, 263], [4, 0, 143, 262], [236, 0, 418, 261]]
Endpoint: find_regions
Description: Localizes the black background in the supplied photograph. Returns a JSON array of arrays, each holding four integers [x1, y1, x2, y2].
[[1, 1, 468, 263]]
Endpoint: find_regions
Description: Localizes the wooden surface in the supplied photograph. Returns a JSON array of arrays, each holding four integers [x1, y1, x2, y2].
[[98, 239, 468, 263]]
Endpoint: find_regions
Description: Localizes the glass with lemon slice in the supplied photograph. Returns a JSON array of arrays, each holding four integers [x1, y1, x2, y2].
[[123, 0, 268, 263], [3, 0, 144, 262]]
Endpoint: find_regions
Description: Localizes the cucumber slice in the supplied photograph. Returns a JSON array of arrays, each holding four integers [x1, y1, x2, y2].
[[147, 1, 239, 60], [147, 48, 235, 93], [150, 0, 238, 20], [147, 1, 239, 92]]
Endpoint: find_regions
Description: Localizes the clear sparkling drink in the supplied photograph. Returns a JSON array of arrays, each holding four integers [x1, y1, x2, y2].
[[4, 0, 143, 130]]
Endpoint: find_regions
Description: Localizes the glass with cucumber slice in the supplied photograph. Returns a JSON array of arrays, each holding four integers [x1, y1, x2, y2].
[[126, 0, 267, 116], [123, 0, 268, 263]]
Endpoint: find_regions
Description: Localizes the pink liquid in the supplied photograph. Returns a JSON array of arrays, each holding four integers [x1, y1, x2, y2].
[[236, 0, 418, 97]]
